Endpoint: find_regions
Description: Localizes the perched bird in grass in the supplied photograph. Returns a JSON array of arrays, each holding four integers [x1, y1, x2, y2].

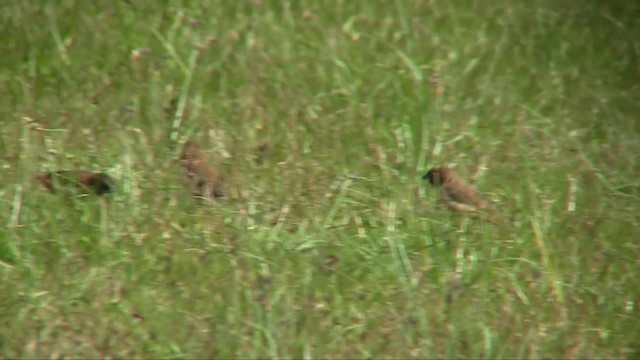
[[422, 166, 488, 213], [35, 171, 115, 195], [422, 166, 510, 225], [180, 140, 224, 199]]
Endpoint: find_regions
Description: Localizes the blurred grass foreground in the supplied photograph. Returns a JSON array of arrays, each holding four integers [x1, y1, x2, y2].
[[1, 1, 639, 358]]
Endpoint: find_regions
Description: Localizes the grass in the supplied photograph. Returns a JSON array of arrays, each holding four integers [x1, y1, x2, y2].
[[1, 0, 639, 358]]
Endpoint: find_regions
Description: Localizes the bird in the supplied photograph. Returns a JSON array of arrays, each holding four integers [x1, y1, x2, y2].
[[422, 166, 489, 213], [35, 171, 115, 195], [180, 140, 224, 199]]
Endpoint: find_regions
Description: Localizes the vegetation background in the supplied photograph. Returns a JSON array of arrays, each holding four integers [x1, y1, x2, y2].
[[1, 0, 639, 358]]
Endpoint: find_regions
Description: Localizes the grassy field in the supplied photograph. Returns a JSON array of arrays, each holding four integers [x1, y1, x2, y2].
[[1, 0, 639, 358]]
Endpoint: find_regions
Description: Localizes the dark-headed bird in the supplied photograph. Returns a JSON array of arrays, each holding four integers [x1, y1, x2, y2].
[[36, 171, 115, 195], [422, 166, 509, 225], [422, 166, 488, 213]]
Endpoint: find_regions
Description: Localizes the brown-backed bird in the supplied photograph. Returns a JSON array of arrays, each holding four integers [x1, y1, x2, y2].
[[180, 140, 224, 199], [36, 171, 115, 195], [422, 166, 488, 213]]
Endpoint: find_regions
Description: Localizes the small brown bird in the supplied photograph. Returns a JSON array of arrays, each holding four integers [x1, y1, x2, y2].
[[422, 166, 489, 213], [180, 140, 224, 199], [35, 171, 115, 195]]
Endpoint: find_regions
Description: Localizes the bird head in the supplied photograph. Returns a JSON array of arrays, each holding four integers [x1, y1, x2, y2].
[[181, 140, 203, 160], [88, 173, 115, 194], [422, 166, 448, 186]]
